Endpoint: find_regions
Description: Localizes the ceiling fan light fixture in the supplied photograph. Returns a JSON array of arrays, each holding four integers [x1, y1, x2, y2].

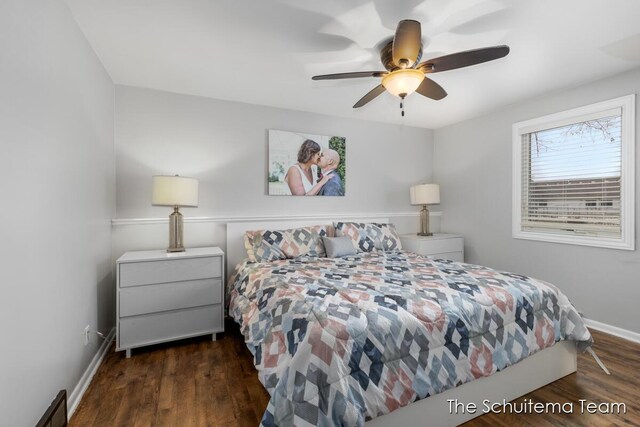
[[382, 69, 425, 97]]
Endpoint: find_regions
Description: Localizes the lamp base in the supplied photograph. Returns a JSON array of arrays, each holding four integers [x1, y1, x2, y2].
[[418, 205, 432, 236], [167, 206, 186, 253]]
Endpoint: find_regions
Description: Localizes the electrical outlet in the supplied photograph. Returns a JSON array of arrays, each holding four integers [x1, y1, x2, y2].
[[84, 325, 90, 346]]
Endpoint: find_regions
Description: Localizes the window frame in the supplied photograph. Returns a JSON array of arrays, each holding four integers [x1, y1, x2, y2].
[[512, 94, 635, 250]]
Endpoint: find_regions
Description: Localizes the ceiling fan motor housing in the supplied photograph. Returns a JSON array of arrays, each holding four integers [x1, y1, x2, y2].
[[380, 40, 422, 71]]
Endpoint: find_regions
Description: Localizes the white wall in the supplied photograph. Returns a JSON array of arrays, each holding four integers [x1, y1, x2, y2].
[[113, 86, 436, 261], [434, 67, 640, 334], [0, 1, 114, 424]]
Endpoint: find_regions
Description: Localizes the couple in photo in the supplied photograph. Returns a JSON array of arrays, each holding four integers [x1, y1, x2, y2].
[[285, 139, 344, 196]]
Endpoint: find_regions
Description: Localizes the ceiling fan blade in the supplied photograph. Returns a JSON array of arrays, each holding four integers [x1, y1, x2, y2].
[[418, 45, 510, 73], [353, 85, 386, 108], [392, 20, 422, 68], [312, 71, 387, 80], [415, 77, 447, 100]]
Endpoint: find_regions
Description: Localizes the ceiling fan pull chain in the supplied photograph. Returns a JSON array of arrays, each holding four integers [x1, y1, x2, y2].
[[400, 100, 405, 117]]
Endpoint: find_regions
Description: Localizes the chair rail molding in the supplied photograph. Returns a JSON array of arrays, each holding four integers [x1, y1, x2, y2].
[[111, 211, 442, 226]]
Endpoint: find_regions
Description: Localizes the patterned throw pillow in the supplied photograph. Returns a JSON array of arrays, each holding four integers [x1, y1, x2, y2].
[[369, 223, 403, 251], [334, 222, 403, 252], [244, 226, 331, 262], [333, 222, 376, 252]]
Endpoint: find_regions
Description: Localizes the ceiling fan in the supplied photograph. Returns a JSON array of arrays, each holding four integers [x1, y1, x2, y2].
[[312, 20, 510, 115]]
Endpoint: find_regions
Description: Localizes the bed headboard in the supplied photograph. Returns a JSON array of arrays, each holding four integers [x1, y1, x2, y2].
[[225, 217, 389, 277]]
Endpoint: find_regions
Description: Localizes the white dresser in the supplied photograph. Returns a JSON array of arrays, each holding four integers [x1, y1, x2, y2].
[[116, 247, 225, 357], [400, 233, 464, 262]]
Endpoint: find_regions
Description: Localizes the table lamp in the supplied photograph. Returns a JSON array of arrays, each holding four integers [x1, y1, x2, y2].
[[152, 175, 199, 252], [410, 184, 440, 236]]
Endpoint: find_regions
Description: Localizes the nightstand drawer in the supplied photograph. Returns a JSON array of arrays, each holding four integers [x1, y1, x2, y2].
[[118, 304, 223, 349], [400, 234, 465, 262], [414, 238, 463, 254], [119, 256, 222, 287], [120, 278, 222, 317]]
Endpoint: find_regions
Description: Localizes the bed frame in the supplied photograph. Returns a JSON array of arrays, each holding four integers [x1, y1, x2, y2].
[[225, 218, 577, 426]]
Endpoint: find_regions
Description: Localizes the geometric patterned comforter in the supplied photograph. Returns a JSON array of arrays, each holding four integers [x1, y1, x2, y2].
[[228, 251, 592, 427]]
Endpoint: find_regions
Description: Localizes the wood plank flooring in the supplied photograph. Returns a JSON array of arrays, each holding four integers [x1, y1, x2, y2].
[[70, 322, 640, 426], [462, 329, 640, 427]]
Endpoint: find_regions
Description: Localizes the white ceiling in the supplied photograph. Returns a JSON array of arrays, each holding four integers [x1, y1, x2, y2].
[[63, 0, 640, 129]]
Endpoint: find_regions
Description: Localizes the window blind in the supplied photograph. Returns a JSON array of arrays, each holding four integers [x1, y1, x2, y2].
[[520, 112, 622, 238]]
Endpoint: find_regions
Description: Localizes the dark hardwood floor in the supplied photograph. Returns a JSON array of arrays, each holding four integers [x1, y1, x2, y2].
[[70, 322, 639, 426], [462, 329, 640, 427]]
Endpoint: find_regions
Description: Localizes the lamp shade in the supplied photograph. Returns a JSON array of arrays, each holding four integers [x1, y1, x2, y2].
[[382, 69, 425, 97], [152, 175, 199, 207], [410, 184, 440, 205]]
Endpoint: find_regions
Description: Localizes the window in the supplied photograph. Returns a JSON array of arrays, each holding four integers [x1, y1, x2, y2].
[[512, 95, 635, 250]]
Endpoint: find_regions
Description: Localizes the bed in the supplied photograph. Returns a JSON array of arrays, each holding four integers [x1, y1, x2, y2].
[[226, 219, 591, 426]]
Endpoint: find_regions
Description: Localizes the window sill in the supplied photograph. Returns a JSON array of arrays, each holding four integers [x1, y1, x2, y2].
[[512, 230, 634, 250]]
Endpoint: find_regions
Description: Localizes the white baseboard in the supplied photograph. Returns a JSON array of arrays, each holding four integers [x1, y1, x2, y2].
[[584, 318, 640, 344], [68, 327, 116, 418]]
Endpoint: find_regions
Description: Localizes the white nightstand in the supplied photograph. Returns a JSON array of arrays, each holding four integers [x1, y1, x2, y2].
[[400, 233, 464, 262], [116, 247, 225, 358]]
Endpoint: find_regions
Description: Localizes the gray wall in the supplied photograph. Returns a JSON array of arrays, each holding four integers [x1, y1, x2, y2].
[[116, 85, 434, 219], [113, 86, 435, 260], [0, 1, 114, 424], [434, 67, 640, 334]]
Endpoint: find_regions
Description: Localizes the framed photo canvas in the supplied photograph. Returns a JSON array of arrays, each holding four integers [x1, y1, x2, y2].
[[268, 129, 346, 196]]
